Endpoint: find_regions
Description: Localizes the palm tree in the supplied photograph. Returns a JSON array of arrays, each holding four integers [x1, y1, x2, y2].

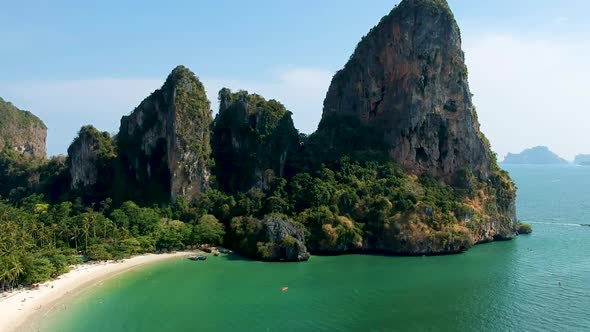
[[82, 215, 91, 250], [7, 256, 24, 290]]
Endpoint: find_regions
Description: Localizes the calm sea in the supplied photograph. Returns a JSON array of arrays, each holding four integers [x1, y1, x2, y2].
[[37, 165, 590, 332]]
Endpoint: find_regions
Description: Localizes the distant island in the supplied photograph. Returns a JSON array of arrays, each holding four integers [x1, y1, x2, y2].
[[502, 146, 568, 164], [574, 154, 590, 166]]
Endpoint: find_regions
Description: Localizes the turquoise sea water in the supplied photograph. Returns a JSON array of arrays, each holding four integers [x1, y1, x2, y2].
[[38, 165, 590, 332]]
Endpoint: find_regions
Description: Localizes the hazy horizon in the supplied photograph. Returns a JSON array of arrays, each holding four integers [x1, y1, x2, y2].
[[1, 0, 589, 160]]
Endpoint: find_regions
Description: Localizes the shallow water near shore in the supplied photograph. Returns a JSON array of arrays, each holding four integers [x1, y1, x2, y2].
[[39, 165, 590, 332]]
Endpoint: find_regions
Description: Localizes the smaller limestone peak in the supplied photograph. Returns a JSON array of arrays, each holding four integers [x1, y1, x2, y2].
[[163, 65, 204, 90], [0, 97, 47, 158]]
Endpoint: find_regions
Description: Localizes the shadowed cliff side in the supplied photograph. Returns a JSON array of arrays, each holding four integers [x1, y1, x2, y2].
[[115, 66, 213, 204], [212, 89, 300, 193], [67, 125, 117, 203]]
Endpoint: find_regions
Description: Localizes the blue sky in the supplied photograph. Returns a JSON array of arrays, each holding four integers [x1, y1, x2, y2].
[[1, 0, 589, 159]]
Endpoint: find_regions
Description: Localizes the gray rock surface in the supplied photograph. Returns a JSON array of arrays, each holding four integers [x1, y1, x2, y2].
[[117, 66, 213, 203], [263, 216, 310, 261], [321, 0, 492, 183]]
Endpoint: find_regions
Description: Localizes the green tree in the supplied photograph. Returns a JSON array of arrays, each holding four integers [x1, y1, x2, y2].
[[193, 215, 225, 245]]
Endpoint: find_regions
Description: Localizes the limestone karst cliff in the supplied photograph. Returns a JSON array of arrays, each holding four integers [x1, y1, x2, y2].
[[67, 125, 117, 201], [320, 0, 491, 182], [116, 66, 213, 204], [0, 97, 47, 159], [212, 89, 299, 193], [306, 0, 517, 246]]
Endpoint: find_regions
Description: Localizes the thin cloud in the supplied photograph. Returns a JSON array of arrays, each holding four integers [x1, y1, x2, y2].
[[552, 16, 569, 24]]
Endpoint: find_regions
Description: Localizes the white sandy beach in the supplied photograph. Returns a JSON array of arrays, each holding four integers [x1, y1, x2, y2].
[[0, 251, 196, 332]]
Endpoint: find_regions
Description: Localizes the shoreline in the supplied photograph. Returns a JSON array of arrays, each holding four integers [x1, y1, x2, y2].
[[0, 251, 198, 332]]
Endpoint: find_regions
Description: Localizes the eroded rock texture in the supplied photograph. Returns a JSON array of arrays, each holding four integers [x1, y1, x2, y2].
[[116, 66, 213, 204], [212, 89, 299, 193], [321, 0, 491, 182], [67, 125, 116, 200]]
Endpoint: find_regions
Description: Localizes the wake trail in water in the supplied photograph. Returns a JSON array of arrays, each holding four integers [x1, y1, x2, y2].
[[529, 222, 588, 227]]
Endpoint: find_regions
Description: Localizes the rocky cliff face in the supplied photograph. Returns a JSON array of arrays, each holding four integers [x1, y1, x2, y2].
[[321, 0, 491, 182], [229, 215, 310, 261], [312, 0, 517, 245], [212, 89, 299, 193], [67, 125, 116, 199], [116, 66, 213, 204], [0, 97, 47, 158]]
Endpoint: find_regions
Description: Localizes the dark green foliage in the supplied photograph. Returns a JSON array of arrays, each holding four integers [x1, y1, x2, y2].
[[156, 219, 191, 250], [193, 215, 225, 245], [0, 150, 69, 203], [296, 115, 390, 173], [0, 194, 229, 290], [86, 244, 113, 261]]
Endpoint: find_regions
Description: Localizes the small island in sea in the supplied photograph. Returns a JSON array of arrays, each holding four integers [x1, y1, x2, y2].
[[502, 146, 568, 165], [0, 1, 532, 330]]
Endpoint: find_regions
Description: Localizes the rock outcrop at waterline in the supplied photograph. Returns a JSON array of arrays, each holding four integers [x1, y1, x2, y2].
[[116, 66, 213, 204], [0, 97, 47, 158], [228, 215, 310, 261]]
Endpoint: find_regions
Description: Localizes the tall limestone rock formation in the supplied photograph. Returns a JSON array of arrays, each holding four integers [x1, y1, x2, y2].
[[212, 89, 299, 193], [312, 0, 517, 242], [116, 66, 213, 204], [0, 97, 47, 158], [320, 0, 491, 182], [67, 125, 117, 200]]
